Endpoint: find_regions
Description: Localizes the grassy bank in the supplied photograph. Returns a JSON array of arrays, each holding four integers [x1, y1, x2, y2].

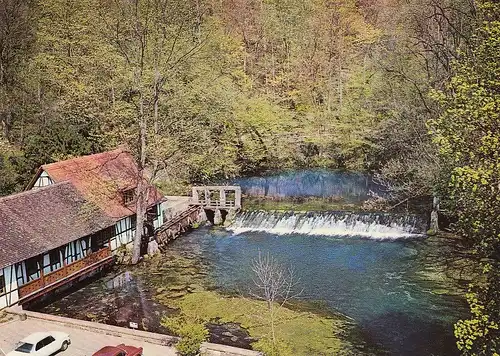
[[241, 196, 366, 212], [164, 291, 360, 355], [0, 311, 13, 324], [137, 251, 372, 355]]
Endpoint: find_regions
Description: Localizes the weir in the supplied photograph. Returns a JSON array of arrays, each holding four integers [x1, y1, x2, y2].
[[228, 210, 427, 239]]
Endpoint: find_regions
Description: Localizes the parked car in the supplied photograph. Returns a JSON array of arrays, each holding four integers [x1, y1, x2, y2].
[[6, 331, 70, 355], [92, 344, 143, 356]]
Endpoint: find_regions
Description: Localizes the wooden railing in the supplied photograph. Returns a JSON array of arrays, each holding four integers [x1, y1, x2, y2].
[[156, 205, 200, 234], [18, 247, 113, 299], [191, 186, 242, 210], [195, 200, 236, 208]]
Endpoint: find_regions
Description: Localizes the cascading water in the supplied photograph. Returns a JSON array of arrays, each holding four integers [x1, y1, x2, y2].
[[228, 210, 427, 239]]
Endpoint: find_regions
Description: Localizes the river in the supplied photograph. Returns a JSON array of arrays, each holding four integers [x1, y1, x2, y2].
[[31, 170, 469, 355]]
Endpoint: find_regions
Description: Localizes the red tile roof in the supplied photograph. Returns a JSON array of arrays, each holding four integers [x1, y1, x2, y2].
[[35, 148, 164, 220], [0, 182, 116, 269]]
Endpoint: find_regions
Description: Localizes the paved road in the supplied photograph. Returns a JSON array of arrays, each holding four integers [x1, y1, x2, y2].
[[0, 318, 177, 356]]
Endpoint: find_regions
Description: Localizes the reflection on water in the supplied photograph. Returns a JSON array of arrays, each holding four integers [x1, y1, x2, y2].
[[229, 169, 383, 201], [106, 271, 132, 289], [33, 269, 172, 334]]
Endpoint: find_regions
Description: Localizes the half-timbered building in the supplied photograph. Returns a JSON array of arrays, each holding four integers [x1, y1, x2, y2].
[[0, 148, 168, 309]]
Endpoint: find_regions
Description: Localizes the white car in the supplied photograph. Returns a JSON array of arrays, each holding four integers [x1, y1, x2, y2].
[[6, 331, 70, 356]]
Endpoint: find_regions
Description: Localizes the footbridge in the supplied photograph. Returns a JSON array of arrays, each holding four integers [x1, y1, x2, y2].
[[191, 186, 242, 210], [191, 186, 242, 225], [154, 186, 242, 249]]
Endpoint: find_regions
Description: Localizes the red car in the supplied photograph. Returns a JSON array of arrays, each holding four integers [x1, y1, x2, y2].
[[92, 344, 143, 356]]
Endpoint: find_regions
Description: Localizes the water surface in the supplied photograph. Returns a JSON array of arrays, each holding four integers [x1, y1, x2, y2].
[[229, 169, 383, 202], [34, 225, 467, 355], [183, 227, 466, 355]]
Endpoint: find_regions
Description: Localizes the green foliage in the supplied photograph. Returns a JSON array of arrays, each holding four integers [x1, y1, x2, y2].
[[454, 282, 499, 356], [161, 315, 209, 356], [161, 291, 354, 355], [429, 1, 500, 354], [2, 0, 460, 191], [252, 337, 293, 356], [0, 140, 21, 194]]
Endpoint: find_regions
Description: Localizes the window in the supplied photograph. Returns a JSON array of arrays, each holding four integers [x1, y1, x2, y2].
[[15, 263, 25, 286], [146, 204, 158, 223], [80, 238, 90, 256], [35, 336, 54, 351], [49, 250, 60, 271], [15, 342, 33, 353], [25, 257, 40, 280], [131, 215, 137, 229], [0, 274, 5, 295], [91, 226, 114, 252], [59, 246, 66, 263], [122, 188, 136, 205]]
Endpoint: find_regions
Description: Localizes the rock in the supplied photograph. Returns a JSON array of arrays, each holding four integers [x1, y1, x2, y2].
[[147, 240, 160, 256], [223, 208, 237, 226], [198, 209, 207, 222], [167, 291, 187, 298], [213, 209, 223, 225]]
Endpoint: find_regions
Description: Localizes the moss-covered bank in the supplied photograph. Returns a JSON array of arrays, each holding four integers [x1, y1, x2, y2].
[[242, 196, 366, 212], [164, 291, 362, 355], [136, 250, 374, 355]]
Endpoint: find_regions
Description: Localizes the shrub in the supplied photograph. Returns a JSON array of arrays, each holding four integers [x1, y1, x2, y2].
[[252, 337, 294, 356], [162, 315, 209, 356]]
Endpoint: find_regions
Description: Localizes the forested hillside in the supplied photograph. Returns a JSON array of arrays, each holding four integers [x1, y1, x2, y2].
[[0, 0, 498, 353], [0, 0, 473, 195]]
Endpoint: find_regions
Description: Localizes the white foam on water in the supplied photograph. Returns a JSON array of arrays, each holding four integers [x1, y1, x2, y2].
[[227, 211, 426, 240]]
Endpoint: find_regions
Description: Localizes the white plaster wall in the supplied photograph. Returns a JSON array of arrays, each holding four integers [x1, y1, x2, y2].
[[64, 241, 83, 264], [154, 203, 163, 229], [0, 265, 19, 309], [42, 254, 51, 275], [113, 216, 135, 251], [32, 170, 54, 189], [81, 238, 89, 257]]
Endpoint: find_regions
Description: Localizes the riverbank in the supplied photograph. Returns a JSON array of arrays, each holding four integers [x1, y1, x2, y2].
[[241, 196, 365, 212]]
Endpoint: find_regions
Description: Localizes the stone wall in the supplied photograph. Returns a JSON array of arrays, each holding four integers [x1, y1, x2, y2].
[[200, 342, 263, 356], [6, 309, 263, 356]]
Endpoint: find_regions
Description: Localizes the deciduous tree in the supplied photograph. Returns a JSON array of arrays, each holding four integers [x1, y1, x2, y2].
[[429, 1, 500, 353]]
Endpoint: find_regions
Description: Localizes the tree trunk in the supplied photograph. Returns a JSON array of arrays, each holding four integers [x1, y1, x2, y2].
[[132, 89, 147, 265], [270, 304, 276, 353], [429, 195, 440, 233], [132, 177, 146, 264]]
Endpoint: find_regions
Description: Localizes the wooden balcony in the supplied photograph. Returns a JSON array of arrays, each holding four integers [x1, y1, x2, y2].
[[18, 247, 114, 304]]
